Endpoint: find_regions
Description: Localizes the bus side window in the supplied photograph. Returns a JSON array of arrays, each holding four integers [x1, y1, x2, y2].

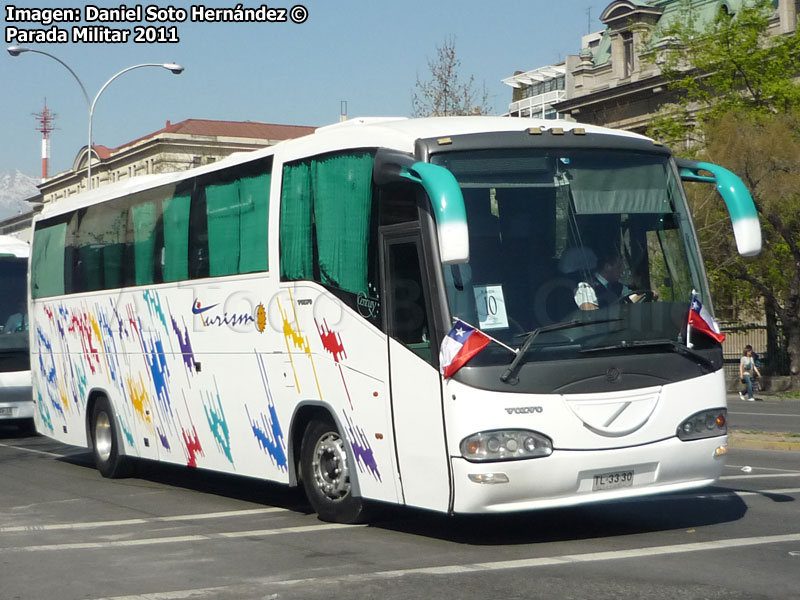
[[280, 150, 376, 310], [31, 221, 67, 298], [188, 184, 210, 280]]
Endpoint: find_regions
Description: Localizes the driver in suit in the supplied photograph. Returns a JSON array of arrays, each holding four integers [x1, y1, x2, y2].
[[574, 252, 657, 310]]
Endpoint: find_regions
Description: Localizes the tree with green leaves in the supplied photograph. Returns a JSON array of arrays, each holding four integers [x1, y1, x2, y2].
[[649, 0, 800, 143], [412, 36, 492, 117], [649, 0, 800, 386]]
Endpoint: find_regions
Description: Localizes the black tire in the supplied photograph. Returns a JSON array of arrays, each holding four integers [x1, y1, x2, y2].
[[91, 396, 132, 478], [300, 418, 366, 523]]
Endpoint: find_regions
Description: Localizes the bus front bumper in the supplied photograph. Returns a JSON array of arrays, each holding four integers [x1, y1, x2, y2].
[[0, 371, 34, 421], [451, 435, 727, 514]]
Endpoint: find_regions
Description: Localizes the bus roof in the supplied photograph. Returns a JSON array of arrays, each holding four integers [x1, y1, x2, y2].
[[0, 235, 29, 257], [35, 116, 653, 222]]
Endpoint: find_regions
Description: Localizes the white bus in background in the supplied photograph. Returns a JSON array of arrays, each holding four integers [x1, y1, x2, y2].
[[28, 117, 760, 522], [0, 235, 33, 432]]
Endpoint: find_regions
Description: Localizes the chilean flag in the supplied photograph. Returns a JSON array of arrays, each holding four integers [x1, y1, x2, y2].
[[688, 292, 726, 343], [440, 319, 491, 378]]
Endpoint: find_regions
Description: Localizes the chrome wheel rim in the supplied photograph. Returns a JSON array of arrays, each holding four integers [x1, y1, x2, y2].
[[95, 411, 113, 462], [311, 432, 350, 502]]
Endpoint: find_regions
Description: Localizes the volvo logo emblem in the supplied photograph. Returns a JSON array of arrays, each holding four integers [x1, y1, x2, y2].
[[505, 406, 543, 414], [606, 367, 621, 383]]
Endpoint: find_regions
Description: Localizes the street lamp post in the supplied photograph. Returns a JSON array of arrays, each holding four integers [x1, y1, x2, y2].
[[7, 46, 183, 191]]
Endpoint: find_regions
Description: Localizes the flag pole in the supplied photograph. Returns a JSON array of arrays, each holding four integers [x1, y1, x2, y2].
[[687, 290, 695, 349], [452, 317, 518, 355]]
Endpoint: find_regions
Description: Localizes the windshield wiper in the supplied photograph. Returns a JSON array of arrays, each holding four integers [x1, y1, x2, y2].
[[581, 339, 715, 371], [500, 318, 623, 385]]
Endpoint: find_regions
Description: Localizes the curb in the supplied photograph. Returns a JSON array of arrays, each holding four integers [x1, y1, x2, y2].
[[728, 431, 800, 452]]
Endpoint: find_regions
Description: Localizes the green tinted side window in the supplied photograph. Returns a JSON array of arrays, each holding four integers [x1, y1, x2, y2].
[[132, 201, 160, 286], [280, 151, 374, 295], [239, 173, 270, 274], [162, 193, 191, 282], [32, 222, 66, 298], [206, 172, 271, 277], [206, 180, 241, 277]]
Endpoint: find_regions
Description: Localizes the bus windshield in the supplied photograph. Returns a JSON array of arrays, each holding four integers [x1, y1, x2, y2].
[[0, 256, 28, 352], [432, 148, 710, 363]]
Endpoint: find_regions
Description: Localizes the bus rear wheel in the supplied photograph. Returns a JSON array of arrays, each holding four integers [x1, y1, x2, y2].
[[300, 419, 366, 523], [91, 397, 131, 478]]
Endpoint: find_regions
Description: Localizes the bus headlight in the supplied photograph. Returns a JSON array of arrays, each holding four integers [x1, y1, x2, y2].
[[677, 408, 727, 441], [460, 430, 553, 462]]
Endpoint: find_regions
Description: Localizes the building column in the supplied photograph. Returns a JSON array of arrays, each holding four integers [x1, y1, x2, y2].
[[779, 0, 797, 34]]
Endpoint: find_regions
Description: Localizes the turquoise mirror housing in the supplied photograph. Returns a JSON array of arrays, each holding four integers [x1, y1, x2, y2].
[[678, 159, 762, 257]]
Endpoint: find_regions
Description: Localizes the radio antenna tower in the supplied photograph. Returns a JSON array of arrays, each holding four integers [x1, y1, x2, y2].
[[33, 99, 56, 182]]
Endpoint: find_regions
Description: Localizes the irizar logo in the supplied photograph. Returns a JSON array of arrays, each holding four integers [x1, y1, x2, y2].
[[505, 406, 543, 414]]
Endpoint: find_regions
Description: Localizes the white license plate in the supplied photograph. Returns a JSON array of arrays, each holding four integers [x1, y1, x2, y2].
[[0, 407, 14, 417], [593, 470, 634, 491]]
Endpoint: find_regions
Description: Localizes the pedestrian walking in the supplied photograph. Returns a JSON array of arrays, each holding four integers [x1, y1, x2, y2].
[[739, 346, 761, 401]]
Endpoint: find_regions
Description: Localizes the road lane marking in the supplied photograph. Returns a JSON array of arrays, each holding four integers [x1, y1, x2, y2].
[[0, 523, 360, 552], [93, 532, 800, 600], [0, 507, 289, 533], [2, 488, 797, 555], [0, 442, 67, 458]]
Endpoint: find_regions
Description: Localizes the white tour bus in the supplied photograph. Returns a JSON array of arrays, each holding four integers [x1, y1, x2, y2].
[[29, 117, 760, 522], [1, 235, 33, 431]]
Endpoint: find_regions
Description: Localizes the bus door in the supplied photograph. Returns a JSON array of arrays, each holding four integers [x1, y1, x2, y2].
[[381, 225, 450, 512]]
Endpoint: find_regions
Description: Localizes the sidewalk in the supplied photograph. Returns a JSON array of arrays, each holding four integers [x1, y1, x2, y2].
[[726, 391, 800, 402]]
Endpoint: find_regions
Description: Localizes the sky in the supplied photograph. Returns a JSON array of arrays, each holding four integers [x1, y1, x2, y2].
[[1, 0, 612, 177]]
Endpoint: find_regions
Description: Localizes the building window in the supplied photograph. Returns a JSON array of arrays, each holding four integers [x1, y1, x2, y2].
[[622, 32, 635, 78], [520, 75, 565, 100]]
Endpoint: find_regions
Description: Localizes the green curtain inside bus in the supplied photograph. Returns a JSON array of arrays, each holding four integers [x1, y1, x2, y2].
[[206, 181, 241, 276], [162, 193, 191, 282], [79, 245, 103, 291], [238, 174, 270, 273], [280, 162, 313, 281], [103, 243, 123, 289], [280, 152, 374, 294], [206, 173, 270, 277], [31, 223, 66, 298], [132, 202, 158, 285], [312, 153, 373, 294]]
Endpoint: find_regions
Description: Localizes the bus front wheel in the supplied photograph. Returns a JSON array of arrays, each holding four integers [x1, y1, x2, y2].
[[91, 397, 131, 478], [300, 419, 366, 523]]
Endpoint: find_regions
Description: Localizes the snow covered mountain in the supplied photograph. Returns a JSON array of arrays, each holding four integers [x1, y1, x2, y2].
[[0, 170, 39, 220]]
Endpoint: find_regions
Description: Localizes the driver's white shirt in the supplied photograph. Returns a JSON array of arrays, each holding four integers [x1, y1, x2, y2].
[[574, 273, 632, 307]]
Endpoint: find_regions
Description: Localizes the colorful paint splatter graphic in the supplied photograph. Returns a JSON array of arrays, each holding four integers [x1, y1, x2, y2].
[[203, 383, 233, 466], [31, 284, 392, 506], [246, 353, 287, 472], [315, 318, 352, 409], [171, 316, 198, 374], [182, 423, 204, 468], [342, 411, 381, 482], [277, 292, 321, 398]]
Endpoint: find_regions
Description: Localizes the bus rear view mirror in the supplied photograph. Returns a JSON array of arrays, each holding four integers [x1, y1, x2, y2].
[[374, 150, 469, 265], [677, 159, 762, 257]]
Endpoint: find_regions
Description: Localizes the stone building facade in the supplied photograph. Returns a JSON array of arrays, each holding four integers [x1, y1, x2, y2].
[[555, 0, 799, 133]]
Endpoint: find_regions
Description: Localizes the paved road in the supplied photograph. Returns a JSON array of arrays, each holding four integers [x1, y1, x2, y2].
[[727, 393, 800, 434], [1, 428, 798, 600]]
